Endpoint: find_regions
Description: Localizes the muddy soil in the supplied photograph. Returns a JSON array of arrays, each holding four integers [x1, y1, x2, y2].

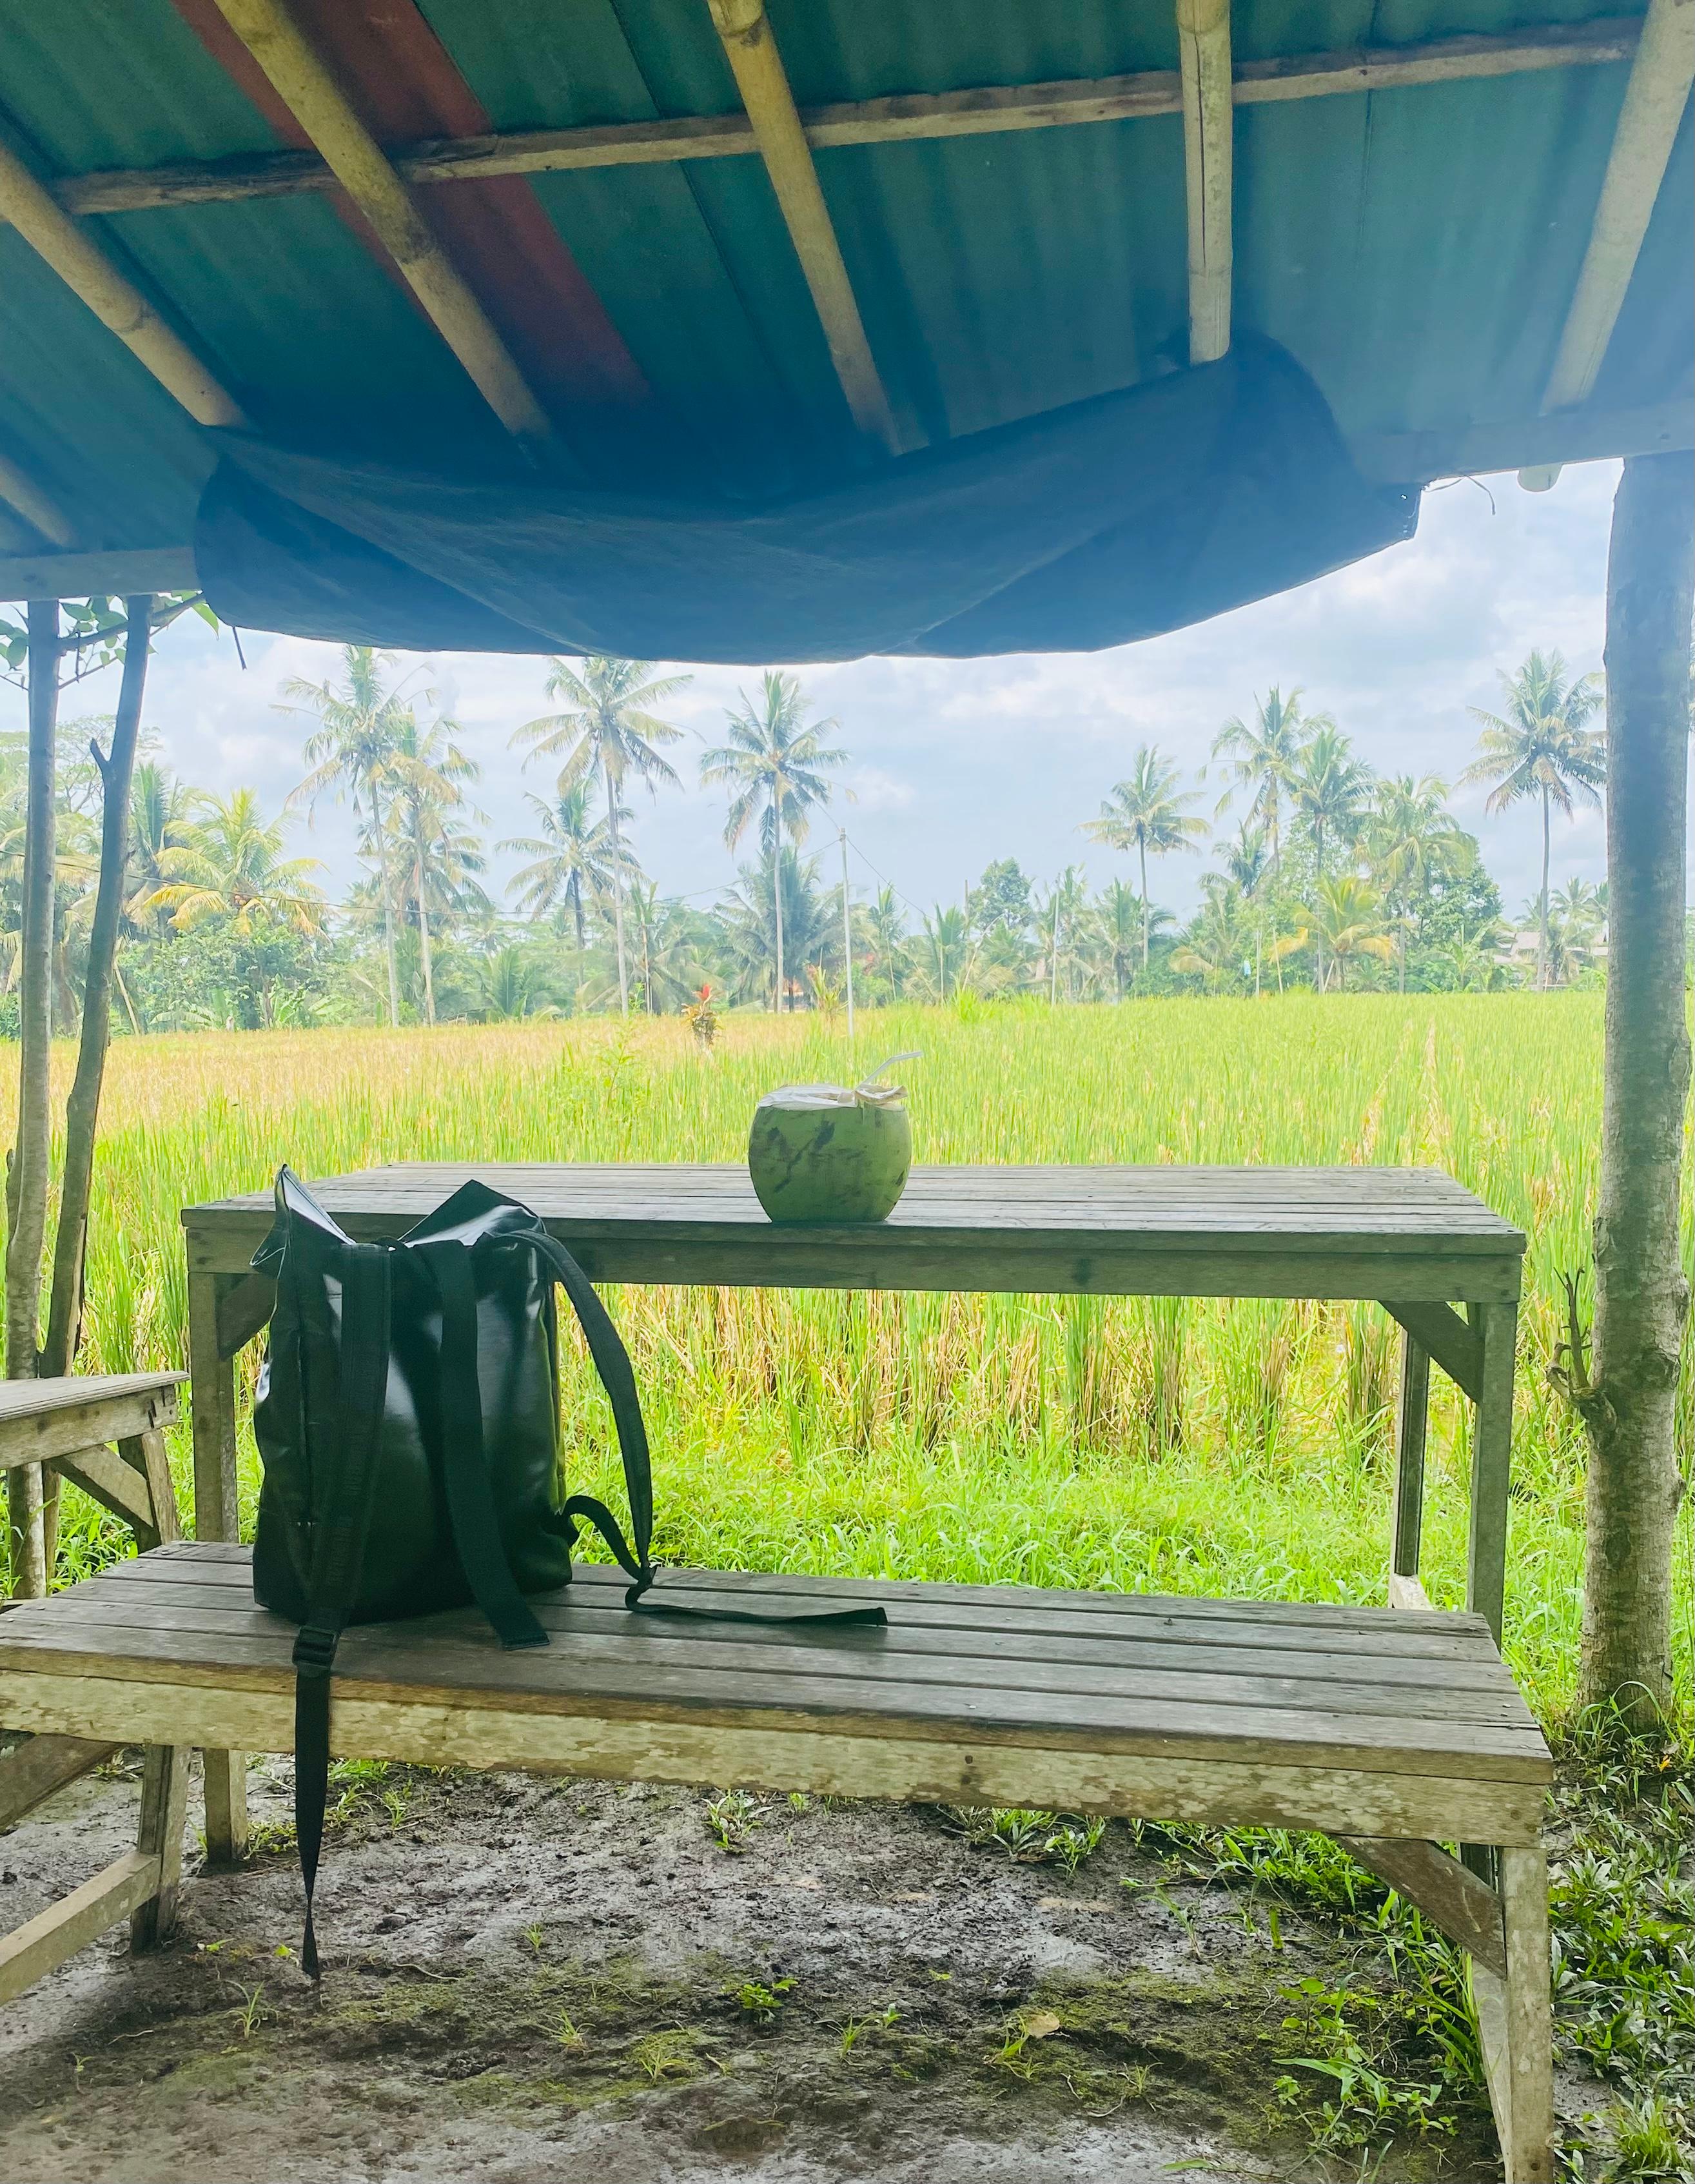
[[1, 1754, 1507, 2183]]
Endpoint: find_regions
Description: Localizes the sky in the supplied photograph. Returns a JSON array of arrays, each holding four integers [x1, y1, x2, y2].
[[3, 457, 1629, 932]]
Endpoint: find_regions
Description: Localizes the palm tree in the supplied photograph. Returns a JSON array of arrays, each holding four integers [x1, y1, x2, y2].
[[1172, 877, 1255, 993], [919, 903, 971, 1001], [1291, 874, 1396, 992], [1289, 725, 1373, 988], [863, 885, 909, 1001], [1366, 774, 1465, 992], [139, 789, 324, 936], [500, 783, 623, 952], [1097, 878, 1148, 1000], [387, 711, 480, 1026], [512, 656, 691, 1014], [1035, 865, 1091, 1002], [1211, 688, 1326, 881], [284, 645, 419, 1027], [1081, 746, 1206, 970], [718, 847, 834, 1008], [1463, 650, 1604, 990], [699, 671, 848, 1011], [126, 761, 193, 937]]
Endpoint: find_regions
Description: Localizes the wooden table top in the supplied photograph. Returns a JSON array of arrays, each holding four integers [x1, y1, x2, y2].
[[183, 1163, 1524, 1301]]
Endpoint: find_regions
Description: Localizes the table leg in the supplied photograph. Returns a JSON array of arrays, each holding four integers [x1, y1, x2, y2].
[[1389, 1326, 1431, 1604], [187, 1269, 249, 1864], [1466, 1299, 1518, 1650]]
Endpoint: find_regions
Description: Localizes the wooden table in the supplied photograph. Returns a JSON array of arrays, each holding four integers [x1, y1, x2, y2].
[[182, 1161, 1525, 1860]]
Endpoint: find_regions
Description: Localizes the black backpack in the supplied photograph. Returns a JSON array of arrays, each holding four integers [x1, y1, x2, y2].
[[252, 1168, 881, 1972]]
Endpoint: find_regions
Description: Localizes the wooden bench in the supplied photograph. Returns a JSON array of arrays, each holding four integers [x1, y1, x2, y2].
[[0, 1372, 190, 1985], [0, 1538, 1556, 2178]]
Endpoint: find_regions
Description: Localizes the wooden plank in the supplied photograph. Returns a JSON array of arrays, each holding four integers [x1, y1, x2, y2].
[[0, 1733, 116, 1828], [0, 547, 197, 604], [47, 1445, 155, 1536], [1474, 1846, 1556, 2181], [1177, 0, 1233, 363], [1389, 1572, 1438, 1612], [49, 22, 1645, 213], [1336, 1835, 1507, 1974], [1467, 1300, 1519, 1646], [72, 1540, 1509, 1645], [0, 1372, 184, 1426], [1383, 1301, 1484, 1401], [0, 1849, 161, 2005], [129, 1744, 190, 1953], [0, 1392, 185, 1472], [0, 1669, 1549, 1844], [186, 1270, 248, 1866], [59, 1573, 1522, 1685], [0, 1622, 1551, 1776], [27, 1593, 1532, 1726], [117, 1430, 182, 1546], [1391, 1329, 1431, 1582]]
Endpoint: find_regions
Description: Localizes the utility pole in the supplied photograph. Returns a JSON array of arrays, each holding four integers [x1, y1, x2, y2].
[[839, 827, 855, 1048]]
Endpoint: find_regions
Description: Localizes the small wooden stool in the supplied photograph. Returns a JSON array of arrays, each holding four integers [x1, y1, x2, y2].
[[0, 1372, 190, 1988]]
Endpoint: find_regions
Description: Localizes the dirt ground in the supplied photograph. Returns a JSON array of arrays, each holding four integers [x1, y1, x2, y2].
[[0, 1753, 1513, 2184]]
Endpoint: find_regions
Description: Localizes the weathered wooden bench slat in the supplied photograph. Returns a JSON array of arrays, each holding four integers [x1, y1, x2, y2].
[[49, 1574, 1522, 1691]]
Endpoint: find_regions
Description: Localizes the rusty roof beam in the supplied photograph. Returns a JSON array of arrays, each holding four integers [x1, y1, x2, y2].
[[205, 0, 556, 452]]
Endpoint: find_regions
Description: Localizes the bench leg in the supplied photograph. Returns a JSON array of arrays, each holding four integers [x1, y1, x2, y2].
[[1473, 1844, 1554, 2183], [130, 1744, 190, 1953], [188, 1270, 250, 1864]]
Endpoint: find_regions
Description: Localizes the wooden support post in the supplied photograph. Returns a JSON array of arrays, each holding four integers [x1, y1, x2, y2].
[[129, 1744, 190, 1953], [188, 1270, 249, 1862], [705, 0, 902, 453], [0, 1849, 162, 2004], [1574, 452, 1694, 1722], [1389, 1328, 1431, 1597], [5, 600, 57, 1599], [0, 1733, 117, 1829], [118, 1429, 182, 1547], [1466, 1299, 1518, 1648], [1474, 1844, 1555, 2182], [1176, 0, 1233, 363]]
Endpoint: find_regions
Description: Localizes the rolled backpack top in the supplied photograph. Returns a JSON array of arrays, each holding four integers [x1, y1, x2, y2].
[[251, 1168, 883, 1972]]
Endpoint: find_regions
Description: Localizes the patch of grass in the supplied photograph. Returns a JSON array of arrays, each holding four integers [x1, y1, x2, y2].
[[941, 1805, 1107, 1873], [705, 1788, 765, 1854]]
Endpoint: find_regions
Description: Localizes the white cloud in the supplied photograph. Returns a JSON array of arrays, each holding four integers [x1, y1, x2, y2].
[[2, 457, 1649, 920]]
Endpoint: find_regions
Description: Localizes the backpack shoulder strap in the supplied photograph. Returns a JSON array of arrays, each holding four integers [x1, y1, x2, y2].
[[528, 1229, 886, 1631], [413, 1236, 549, 1651], [291, 1239, 391, 1980]]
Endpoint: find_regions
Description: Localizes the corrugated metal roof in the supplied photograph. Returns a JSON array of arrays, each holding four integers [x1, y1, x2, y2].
[[0, 0, 1687, 556]]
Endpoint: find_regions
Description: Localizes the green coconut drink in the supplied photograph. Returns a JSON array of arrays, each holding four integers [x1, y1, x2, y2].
[[747, 1054, 917, 1224]]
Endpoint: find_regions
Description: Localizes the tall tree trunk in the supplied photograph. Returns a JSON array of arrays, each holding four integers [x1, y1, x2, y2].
[[605, 753, 629, 1014], [413, 825, 436, 1027], [43, 596, 151, 1388], [1539, 787, 1552, 992], [5, 602, 58, 1597], [369, 778, 400, 1027], [772, 822, 785, 1012], [1139, 840, 1150, 971], [1574, 453, 1693, 1727]]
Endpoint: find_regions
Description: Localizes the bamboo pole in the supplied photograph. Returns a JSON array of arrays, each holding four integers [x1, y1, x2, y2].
[[0, 139, 246, 430], [206, 0, 555, 450], [46, 25, 1643, 214], [4, 603, 58, 1597], [1567, 453, 1694, 1724], [705, 0, 902, 453], [0, 451, 75, 550], [1522, 0, 1695, 487], [1177, 0, 1234, 364], [42, 598, 153, 1386]]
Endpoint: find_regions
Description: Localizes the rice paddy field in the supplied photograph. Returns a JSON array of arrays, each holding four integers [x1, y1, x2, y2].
[[17, 990, 1695, 1725]]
